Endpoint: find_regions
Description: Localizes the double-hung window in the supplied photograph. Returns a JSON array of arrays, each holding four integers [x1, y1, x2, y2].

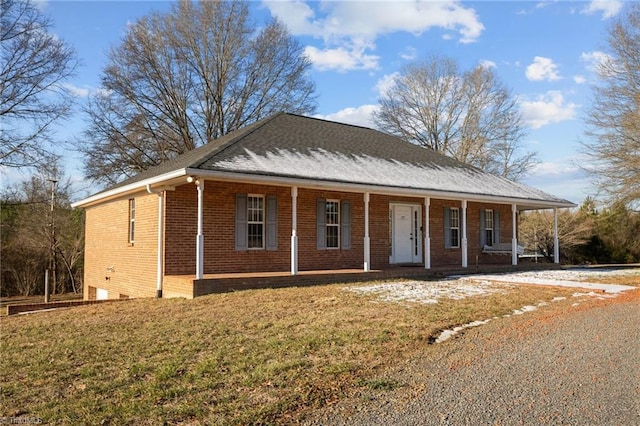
[[128, 198, 135, 244], [480, 209, 500, 247], [247, 195, 264, 249], [449, 207, 460, 248], [236, 194, 277, 251], [317, 198, 351, 250], [484, 209, 494, 246], [325, 200, 340, 249], [444, 207, 460, 249]]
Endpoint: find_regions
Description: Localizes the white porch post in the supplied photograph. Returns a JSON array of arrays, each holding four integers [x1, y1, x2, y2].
[[461, 200, 468, 268], [291, 186, 298, 275], [424, 197, 431, 269], [364, 192, 371, 272], [553, 208, 560, 264], [196, 179, 204, 280], [511, 204, 518, 266], [156, 191, 164, 298]]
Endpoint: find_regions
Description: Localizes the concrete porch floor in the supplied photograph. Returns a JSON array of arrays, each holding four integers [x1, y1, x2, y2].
[[163, 262, 559, 298]]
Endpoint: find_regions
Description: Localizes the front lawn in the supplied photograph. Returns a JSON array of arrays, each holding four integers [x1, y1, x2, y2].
[[0, 280, 581, 424]]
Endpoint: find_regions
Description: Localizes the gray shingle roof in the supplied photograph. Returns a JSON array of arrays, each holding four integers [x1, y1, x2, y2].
[[85, 112, 574, 206]]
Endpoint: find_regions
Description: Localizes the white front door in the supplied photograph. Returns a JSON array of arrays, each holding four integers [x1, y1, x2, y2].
[[390, 204, 422, 264]]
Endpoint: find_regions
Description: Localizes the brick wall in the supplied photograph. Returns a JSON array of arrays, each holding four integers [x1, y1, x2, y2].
[[164, 182, 293, 275], [83, 192, 160, 300], [83, 179, 516, 299], [163, 184, 514, 275]]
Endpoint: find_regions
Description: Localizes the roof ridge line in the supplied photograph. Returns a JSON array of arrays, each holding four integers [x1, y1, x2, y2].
[[285, 111, 386, 133]]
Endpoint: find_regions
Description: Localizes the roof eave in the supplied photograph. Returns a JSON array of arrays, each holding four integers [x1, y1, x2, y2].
[[186, 168, 576, 210], [71, 167, 575, 210], [70, 169, 188, 208]]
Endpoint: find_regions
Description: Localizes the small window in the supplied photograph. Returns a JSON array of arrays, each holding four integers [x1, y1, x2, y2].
[[485, 209, 494, 246], [450, 207, 460, 248], [128, 198, 135, 244], [247, 195, 264, 249], [326, 200, 340, 249]]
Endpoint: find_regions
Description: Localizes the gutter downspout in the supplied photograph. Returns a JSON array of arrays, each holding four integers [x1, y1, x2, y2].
[[147, 184, 164, 298]]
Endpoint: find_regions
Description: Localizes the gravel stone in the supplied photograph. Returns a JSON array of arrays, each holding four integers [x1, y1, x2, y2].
[[303, 295, 640, 425]]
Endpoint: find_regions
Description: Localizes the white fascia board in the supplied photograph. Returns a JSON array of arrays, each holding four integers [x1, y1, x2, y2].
[[71, 169, 188, 208], [186, 168, 576, 210]]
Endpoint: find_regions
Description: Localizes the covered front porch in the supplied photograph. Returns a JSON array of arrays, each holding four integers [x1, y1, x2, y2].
[[162, 262, 561, 298]]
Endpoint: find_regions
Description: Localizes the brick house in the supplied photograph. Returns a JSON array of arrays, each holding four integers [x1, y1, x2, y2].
[[72, 113, 575, 300]]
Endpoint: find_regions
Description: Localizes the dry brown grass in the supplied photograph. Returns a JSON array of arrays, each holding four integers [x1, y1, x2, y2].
[[580, 274, 640, 286], [0, 280, 584, 424]]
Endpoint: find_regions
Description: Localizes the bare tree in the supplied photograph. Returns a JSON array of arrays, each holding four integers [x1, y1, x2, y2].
[[0, 0, 77, 168], [374, 54, 535, 181], [519, 206, 593, 263], [78, 0, 317, 186], [0, 162, 83, 296], [583, 4, 640, 207]]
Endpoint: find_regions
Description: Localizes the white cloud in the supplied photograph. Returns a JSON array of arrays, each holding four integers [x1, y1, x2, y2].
[[573, 75, 587, 84], [374, 73, 399, 98], [520, 91, 578, 129], [535, 1, 558, 9], [267, 1, 484, 42], [265, 0, 484, 72], [305, 43, 380, 72], [582, 0, 623, 19], [400, 46, 417, 61], [525, 56, 561, 81], [531, 161, 580, 176], [479, 60, 497, 69], [580, 50, 613, 74], [315, 105, 379, 128], [60, 83, 91, 97]]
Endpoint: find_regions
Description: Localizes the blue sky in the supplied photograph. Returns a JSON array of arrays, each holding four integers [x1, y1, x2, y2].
[[20, 0, 628, 203]]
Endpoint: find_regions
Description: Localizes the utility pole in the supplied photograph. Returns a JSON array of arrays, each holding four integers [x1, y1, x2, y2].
[[45, 178, 57, 303]]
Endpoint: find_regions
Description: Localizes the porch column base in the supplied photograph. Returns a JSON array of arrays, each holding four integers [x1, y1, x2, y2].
[[425, 237, 431, 269], [364, 236, 371, 272], [196, 234, 204, 279], [156, 289, 163, 298], [291, 234, 298, 275]]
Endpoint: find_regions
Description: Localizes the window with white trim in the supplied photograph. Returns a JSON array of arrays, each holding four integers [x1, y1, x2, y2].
[[449, 207, 460, 248], [247, 195, 264, 249], [326, 200, 340, 249], [128, 198, 135, 244], [484, 209, 494, 247]]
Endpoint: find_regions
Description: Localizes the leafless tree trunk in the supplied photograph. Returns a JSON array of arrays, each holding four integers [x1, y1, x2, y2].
[[0, 0, 77, 169], [374, 54, 535, 181], [78, 0, 317, 186], [583, 3, 640, 208]]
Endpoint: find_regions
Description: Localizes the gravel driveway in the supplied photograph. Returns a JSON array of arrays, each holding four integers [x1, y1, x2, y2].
[[303, 291, 640, 425]]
